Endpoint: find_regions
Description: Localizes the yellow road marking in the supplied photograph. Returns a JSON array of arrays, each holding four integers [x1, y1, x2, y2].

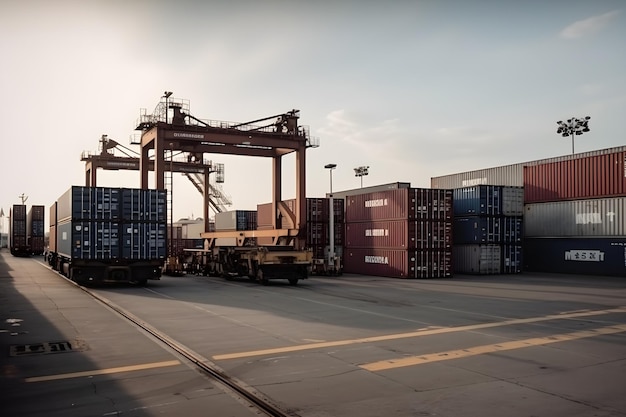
[[25, 360, 181, 383], [212, 306, 626, 360], [361, 324, 626, 371]]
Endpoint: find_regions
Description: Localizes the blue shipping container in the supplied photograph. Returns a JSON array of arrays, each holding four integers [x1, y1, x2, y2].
[[122, 188, 167, 221], [121, 222, 167, 259], [524, 237, 626, 277], [454, 216, 501, 244], [501, 216, 523, 243], [57, 186, 121, 221], [57, 220, 121, 259], [453, 185, 502, 216]]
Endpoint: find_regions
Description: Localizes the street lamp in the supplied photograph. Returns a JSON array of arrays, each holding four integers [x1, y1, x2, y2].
[[556, 116, 590, 155], [163, 91, 173, 124], [354, 166, 369, 188], [324, 164, 337, 274]]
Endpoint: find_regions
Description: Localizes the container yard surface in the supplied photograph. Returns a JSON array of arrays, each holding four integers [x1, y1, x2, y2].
[[0, 249, 262, 417], [2, 248, 626, 417]]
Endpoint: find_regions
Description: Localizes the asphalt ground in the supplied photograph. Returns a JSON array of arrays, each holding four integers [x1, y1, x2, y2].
[[0, 249, 266, 417], [1, 248, 625, 417]]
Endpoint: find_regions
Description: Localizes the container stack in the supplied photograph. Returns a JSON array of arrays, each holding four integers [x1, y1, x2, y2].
[[27, 205, 45, 255], [523, 150, 626, 277], [10, 204, 28, 256], [52, 186, 167, 261], [343, 188, 453, 278], [452, 185, 523, 274]]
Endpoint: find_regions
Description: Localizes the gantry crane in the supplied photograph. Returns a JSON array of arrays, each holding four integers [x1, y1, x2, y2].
[[81, 134, 232, 223], [134, 93, 320, 284]]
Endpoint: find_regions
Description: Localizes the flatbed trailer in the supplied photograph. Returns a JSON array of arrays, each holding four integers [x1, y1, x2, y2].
[[196, 229, 312, 285]]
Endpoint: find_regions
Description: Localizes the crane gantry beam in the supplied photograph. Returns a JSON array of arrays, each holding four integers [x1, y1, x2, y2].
[[135, 97, 316, 250]]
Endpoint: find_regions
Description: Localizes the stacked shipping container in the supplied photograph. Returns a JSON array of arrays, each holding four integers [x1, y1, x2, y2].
[[523, 151, 626, 276], [343, 188, 453, 278], [431, 145, 626, 277], [27, 205, 45, 255], [10, 204, 28, 256], [452, 185, 523, 274], [50, 186, 167, 261]]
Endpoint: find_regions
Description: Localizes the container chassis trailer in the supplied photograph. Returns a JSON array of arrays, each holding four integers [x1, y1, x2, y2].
[[193, 229, 312, 285]]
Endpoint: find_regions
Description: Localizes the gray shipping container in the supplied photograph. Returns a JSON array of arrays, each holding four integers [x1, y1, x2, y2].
[[524, 197, 626, 237], [453, 244, 502, 275]]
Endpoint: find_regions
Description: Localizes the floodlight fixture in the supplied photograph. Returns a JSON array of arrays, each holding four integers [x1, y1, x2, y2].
[[354, 166, 369, 188], [556, 116, 590, 154]]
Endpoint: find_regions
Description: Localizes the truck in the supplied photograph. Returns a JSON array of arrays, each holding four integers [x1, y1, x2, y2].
[[47, 186, 167, 285]]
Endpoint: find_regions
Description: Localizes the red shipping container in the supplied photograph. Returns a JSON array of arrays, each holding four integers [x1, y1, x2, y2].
[[345, 188, 452, 222], [524, 151, 626, 203], [343, 248, 452, 278], [345, 220, 451, 250]]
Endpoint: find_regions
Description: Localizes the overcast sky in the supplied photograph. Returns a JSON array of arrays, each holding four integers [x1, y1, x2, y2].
[[1, 0, 624, 228]]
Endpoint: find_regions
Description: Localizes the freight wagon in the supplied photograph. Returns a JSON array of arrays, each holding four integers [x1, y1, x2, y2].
[[47, 186, 167, 285]]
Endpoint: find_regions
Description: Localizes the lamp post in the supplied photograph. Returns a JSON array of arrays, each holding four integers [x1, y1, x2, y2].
[[556, 116, 590, 155], [324, 164, 337, 274], [163, 91, 173, 124], [170, 142, 174, 257], [354, 166, 369, 188]]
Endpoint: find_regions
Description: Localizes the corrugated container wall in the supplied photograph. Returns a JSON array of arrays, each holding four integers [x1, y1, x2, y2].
[[524, 151, 626, 203], [345, 188, 452, 222], [524, 237, 626, 277], [11, 205, 28, 252], [345, 220, 451, 250], [343, 248, 452, 278], [215, 210, 257, 231], [453, 185, 503, 216], [524, 197, 626, 237], [27, 205, 46, 255], [453, 244, 502, 275], [431, 146, 626, 190], [53, 187, 167, 261]]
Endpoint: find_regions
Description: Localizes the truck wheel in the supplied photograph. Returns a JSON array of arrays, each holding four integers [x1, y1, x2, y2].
[[288, 278, 299, 286]]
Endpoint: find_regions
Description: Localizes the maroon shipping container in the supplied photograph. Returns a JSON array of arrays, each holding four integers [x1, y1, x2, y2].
[[524, 151, 626, 203], [345, 220, 451, 250], [343, 248, 452, 278], [345, 188, 452, 222]]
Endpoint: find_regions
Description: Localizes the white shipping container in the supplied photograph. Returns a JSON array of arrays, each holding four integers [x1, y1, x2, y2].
[[524, 197, 626, 237]]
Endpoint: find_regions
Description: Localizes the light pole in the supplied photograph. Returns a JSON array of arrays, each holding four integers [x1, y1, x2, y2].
[[556, 116, 590, 155], [163, 91, 173, 124], [354, 166, 369, 188], [324, 164, 337, 274]]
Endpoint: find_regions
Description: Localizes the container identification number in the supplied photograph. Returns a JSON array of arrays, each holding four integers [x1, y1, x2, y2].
[[365, 256, 389, 264], [365, 199, 388, 208], [365, 229, 388, 237], [564, 250, 604, 262]]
